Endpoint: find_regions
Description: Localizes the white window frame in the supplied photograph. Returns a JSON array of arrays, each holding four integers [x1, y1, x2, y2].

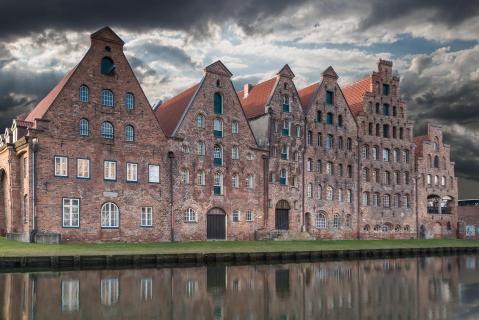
[[148, 164, 160, 183], [61, 280, 80, 312], [181, 168, 190, 184], [197, 170, 205, 186], [232, 210, 240, 222], [184, 208, 197, 222], [104, 161, 117, 181], [246, 175, 254, 190], [62, 198, 80, 228], [196, 114, 205, 128], [197, 141, 205, 156], [101, 202, 119, 228], [232, 121, 239, 134], [76, 158, 90, 179], [232, 146, 240, 160], [232, 174, 240, 188], [141, 207, 152, 227], [246, 210, 253, 222], [55, 156, 68, 177], [126, 162, 138, 182], [125, 93, 135, 110]]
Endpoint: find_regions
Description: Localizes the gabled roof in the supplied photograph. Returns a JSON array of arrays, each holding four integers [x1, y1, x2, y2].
[[154, 82, 201, 137], [204, 60, 233, 77], [25, 66, 78, 124], [238, 77, 278, 119], [342, 77, 372, 116], [90, 26, 125, 45], [322, 66, 338, 79], [277, 64, 295, 79], [298, 82, 320, 114]]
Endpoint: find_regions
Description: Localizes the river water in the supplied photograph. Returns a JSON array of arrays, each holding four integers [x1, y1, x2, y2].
[[1, 255, 479, 319]]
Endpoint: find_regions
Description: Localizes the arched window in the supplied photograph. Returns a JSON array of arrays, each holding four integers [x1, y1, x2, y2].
[[197, 170, 205, 185], [101, 57, 115, 75], [382, 148, 390, 162], [347, 189, 352, 203], [246, 175, 254, 190], [197, 141, 205, 156], [376, 123, 380, 136], [213, 118, 223, 137], [362, 192, 369, 206], [101, 202, 119, 228], [383, 194, 391, 208], [214, 93, 223, 114], [326, 186, 333, 201], [101, 122, 114, 140], [363, 167, 370, 182], [181, 169, 190, 184], [307, 183, 313, 198], [326, 134, 334, 149], [316, 213, 326, 229], [80, 85, 89, 103], [306, 158, 312, 171], [279, 169, 288, 185], [213, 144, 223, 166], [232, 121, 239, 134], [125, 93, 135, 110], [434, 156, 439, 168], [232, 173, 240, 188], [347, 138, 352, 151], [282, 95, 290, 112], [392, 106, 397, 116], [337, 115, 343, 127], [363, 224, 370, 232], [371, 146, 378, 160], [333, 214, 340, 229], [79, 118, 89, 136], [125, 125, 134, 142], [101, 89, 114, 107], [196, 114, 205, 128], [326, 112, 334, 125], [317, 184, 323, 200], [213, 172, 223, 195], [232, 145, 240, 160], [393, 149, 399, 162], [184, 208, 196, 222], [361, 145, 369, 160]]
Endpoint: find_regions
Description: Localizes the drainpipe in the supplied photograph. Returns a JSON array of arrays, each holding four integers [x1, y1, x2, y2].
[[301, 115, 307, 232], [168, 151, 175, 242], [266, 107, 274, 231], [356, 134, 361, 240], [262, 154, 269, 231], [31, 138, 38, 243]]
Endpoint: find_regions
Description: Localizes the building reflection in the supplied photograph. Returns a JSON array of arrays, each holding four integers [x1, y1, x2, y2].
[[0, 255, 477, 319]]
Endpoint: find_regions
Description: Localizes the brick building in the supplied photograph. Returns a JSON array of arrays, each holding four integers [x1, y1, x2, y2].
[[0, 27, 458, 242]]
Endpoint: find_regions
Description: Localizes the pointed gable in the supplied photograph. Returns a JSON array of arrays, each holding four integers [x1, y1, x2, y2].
[[322, 66, 338, 79], [25, 66, 78, 124], [298, 82, 320, 114], [90, 26, 125, 45], [238, 77, 278, 119], [204, 60, 233, 77], [277, 64, 295, 79], [154, 82, 201, 137], [342, 77, 372, 116]]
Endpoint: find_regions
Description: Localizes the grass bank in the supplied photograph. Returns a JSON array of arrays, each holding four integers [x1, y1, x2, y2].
[[1, 238, 479, 257]]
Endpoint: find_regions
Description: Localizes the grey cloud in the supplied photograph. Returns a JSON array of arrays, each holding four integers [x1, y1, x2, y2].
[[137, 43, 197, 68]]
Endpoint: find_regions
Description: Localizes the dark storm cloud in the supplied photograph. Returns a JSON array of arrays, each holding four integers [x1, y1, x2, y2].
[[0, 0, 309, 40], [138, 43, 197, 67]]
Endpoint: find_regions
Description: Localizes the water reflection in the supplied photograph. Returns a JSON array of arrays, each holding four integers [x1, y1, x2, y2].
[[1, 255, 479, 319]]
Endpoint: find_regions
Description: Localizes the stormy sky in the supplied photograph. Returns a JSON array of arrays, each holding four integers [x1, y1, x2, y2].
[[1, 0, 478, 198]]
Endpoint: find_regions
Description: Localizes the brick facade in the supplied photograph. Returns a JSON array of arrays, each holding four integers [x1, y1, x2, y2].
[[0, 27, 459, 242]]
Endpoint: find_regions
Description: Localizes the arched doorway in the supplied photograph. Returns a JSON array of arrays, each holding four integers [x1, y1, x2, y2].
[[0, 169, 6, 236], [207, 208, 226, 240], [275, 200, 290, 230]]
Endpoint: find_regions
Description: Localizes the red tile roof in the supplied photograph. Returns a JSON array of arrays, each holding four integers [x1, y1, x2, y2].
[[238, 77, 278, 119], [25, 67, 77, 124], [298, 82, 320, 114], [342, 77, 372, 116], [154, 82, 201, 137]]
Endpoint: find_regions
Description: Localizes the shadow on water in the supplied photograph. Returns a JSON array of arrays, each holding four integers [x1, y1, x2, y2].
[[1, 255, 479, 319]]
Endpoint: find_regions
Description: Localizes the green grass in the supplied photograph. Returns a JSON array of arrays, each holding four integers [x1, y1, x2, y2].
[[1, 238, 479, 257]]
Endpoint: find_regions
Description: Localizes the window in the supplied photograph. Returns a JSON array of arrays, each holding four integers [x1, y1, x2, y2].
[[125, 93, 135, 110], [383, 103, 390, 116], [307, 183, 313, 198], [148, 165, 160, 183], [279, 169, 288, 185], [441, 176, 446, 186], [333, 214, 340, 229], [316, 110, 322, 122], [141, 207, 152, 227], [362, 192, 369, 206], [326, 162, 334, 175], [347, 138, 352, 151], [382, 84, 390, 96], [427, 174, 432, 185], [364, 225, 370, 232], [80, 118, 89, 136], [326, 134, 334, 149], [101, 278, 119, 306], [347, 189, 352, 203], [232, 210, 240, 222], [307, 130, 312, 145], [126, 163, 138, 182], [434, 155, 439, 168], [214, 93, 223, 114], [104, 161, 116, 180], [214, 173, 223, 195], [184, 208, 196, 222], [283, 95, 290, 112], [316, 213, 326, 229], [403, 150, 410, 163], [347, 165, 352, 178], [246, 210, 253, 222], [232, 146, 240, 160], [62, 198, 79, 227], [399, 127, 404, 139], [383, 194, 391, 208], [125, 125, 135, 142], [394, 171, 400, 184], [384, 171, 391, 185], [55, 156, 68, 177], [392, 126, 397, 138], [393, 149, 399, 162], [326, 113, 333, 125], [296, 125, 302, 137], [337, 115, 343, 127], [361, 145, 368, 160], [372, 193, 379, 207], [246, 175, 254, 190], [434, 175, 439, 185], [317, 160, 322, 173], [326, 186, 333, 201], [317, 184, 323, 199], [76, 158, 90, 179], [368, 123, 373, 135], [345, 214, 352, 228], [181, 168, 189, 184], [197, 141, 205, 156], [404, 194, 410, 208], [307, 158, 312, 172], [338, 137, 343, 150], [232, 121, 239, 134], [196, 114, 205, 128], [140, 278, 153, 302], [232, 173, 240, 188], [382, 148, 390, 162], [372, 146, 378, 160], [62, 280, 79, 311], [101, 89, 114, 107], [338, 188, 343, 202], [393, 194, 400, 208], [101, 202, 119, 228], [213, 118, 223, 137], [317, 132, 322, 147], [282, 119, 290, 136], [197, 170, 205, 186], [281, 145, 289, 160], [383, 124, 389, 138], [405, 171, 409, 185], [326, 90, 334, 105], [101, 122, 114, 140], [101, 57, 115, 75], [363, 167, 370, 182], [181, 144, 190, 153], [213, 145, 223, 166], [294, 151, 299, 161], [80, 85, 89, 103], [393, 106, 397, 116]]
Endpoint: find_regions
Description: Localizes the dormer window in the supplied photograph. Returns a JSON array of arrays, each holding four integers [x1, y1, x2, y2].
[[326, 90, 334, 105], [101, 57, 115, 75], [125, 93, 135, 110]]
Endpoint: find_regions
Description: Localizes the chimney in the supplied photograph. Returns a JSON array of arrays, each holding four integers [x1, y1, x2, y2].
[[152, 99, 163, 111], [243, 83, 253, 98]]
